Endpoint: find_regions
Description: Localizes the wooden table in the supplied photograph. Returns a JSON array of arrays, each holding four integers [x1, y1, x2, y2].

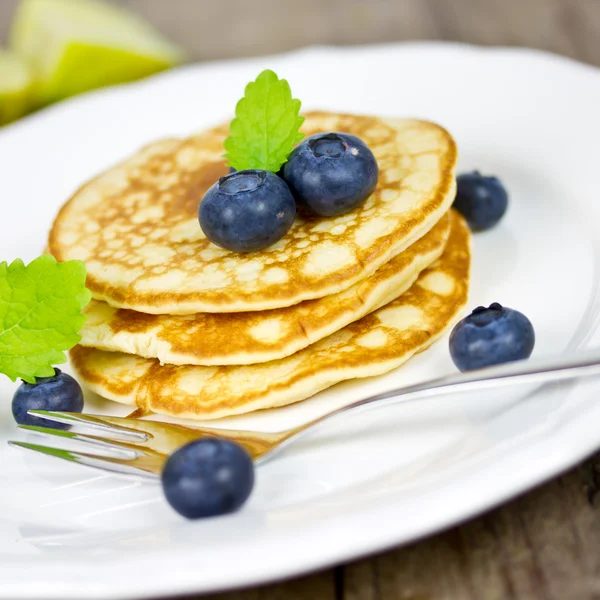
[[2, 1, 600, 598]]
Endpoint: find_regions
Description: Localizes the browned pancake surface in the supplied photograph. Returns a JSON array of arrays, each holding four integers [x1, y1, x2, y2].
[[71, 211, 470, 420], [80, 213, 450, 365]]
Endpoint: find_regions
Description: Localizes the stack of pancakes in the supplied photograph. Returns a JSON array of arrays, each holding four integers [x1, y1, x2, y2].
[[48, 112, 471, 421]]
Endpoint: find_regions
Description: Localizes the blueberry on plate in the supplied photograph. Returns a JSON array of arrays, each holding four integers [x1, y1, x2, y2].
[[12, 369, 84, 429], [199, 169, 296, 252], [283, 132, 379, 217], [449, 303, 535, 372], [162, 438, 255, 519], [453, 171, 508, 231]]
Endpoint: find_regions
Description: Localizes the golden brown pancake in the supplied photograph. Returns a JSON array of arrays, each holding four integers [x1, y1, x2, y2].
[[70, 211, 470, 420], [79, 213, 450, 365], [50, 112, 457, 314]]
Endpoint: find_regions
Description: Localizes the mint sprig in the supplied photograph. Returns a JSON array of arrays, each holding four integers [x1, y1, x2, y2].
[[0, 255, 91, 383], [224, 69, 305, 172]]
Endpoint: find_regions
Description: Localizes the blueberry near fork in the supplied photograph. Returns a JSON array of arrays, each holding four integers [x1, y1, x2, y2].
[[12, 369, 84, 429], [449, 303, 535, 372], [162, 438, 255, 519]]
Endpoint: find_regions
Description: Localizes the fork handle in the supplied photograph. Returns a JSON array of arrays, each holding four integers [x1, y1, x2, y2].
[[344, 348, 600, 413], [270, 349, 600, 460]]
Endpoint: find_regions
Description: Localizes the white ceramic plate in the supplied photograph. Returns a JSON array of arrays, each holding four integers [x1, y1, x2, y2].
[[1, 42, 599, 599]]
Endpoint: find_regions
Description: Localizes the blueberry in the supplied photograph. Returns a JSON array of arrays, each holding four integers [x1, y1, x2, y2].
[[199, 169, 296, 252], [453, 171, 508, 231], [162, 438, 254, 519], [12, 369, 84, 429], [449, 303, 535, 372], [283, 132, 378, 217]]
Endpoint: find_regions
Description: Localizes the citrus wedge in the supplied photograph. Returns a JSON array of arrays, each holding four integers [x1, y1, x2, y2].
[[0, 49, 36, 125], [9, 0, 185, 104]]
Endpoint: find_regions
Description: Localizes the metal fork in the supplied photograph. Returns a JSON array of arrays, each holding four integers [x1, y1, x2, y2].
[[9, 349, 600, 479]]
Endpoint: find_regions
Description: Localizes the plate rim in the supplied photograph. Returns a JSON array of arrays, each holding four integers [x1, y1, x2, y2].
[[1, 41, 600, 599]]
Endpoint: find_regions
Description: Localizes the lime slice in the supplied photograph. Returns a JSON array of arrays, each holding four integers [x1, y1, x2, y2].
[[9, 0, 185, 104], [0, 49, 36, 125]]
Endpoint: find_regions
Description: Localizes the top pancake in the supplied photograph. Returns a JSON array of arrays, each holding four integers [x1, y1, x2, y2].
[[49, 112, 457, 314]]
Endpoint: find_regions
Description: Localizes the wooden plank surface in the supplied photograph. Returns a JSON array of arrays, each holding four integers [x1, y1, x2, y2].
[[1, 0, 599, 65], [1, 1, 599, 599]]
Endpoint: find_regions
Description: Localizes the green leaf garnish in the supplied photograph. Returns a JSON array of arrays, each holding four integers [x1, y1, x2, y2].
[[224, 69, 305, 172], [0, 255, 91, 383]]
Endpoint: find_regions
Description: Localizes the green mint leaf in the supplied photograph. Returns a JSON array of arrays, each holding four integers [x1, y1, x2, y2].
[[224, 69, 305, 172], [0, 255, 91, 383]]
